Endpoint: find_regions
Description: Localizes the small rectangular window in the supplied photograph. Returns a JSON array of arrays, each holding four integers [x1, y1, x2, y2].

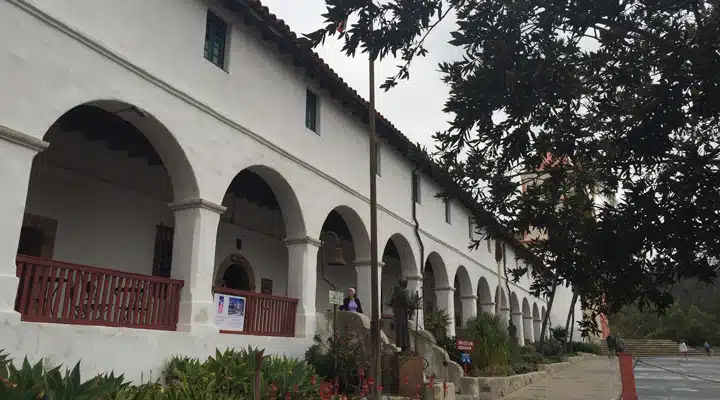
[[412, 173, 421, 204], [153, 224, 174, 278], [375, 142, 381, 176], [204, 11, 228, 68], [468, 217, 474, 239], [305, 89, 318, 132], [445, 201, 451, 224]]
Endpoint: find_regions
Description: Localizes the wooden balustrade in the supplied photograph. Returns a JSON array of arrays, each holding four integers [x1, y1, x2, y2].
[[213, 286, 298, 337], [15, 255, 184, 331]]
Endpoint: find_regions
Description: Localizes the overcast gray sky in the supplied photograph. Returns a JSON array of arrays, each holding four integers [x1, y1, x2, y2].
[[261, 0, 459, 151]]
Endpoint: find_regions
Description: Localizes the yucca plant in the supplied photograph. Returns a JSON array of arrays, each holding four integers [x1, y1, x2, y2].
[[424, 309, 452, 341], [0, 357, 46, 400], [43, 361, 118, 400], [466, 312, 510, 370]]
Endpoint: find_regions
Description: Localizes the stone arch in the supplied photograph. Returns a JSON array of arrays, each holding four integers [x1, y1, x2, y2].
[[214, 253, 256, 291], [315, 205, 369, 312], [533, 303, 540, 320], [510, 292, 520, 312], [422, 251, 447, 314], [23, 100, 197, 274], [381, 233, 418, 314], [476, 276, 493, 315], [43, 100, 199, 200], [453, 265, 473, 328], [522, 298, 531, 317], [532, 302, 542, 342], [214, 165, 305, 297]]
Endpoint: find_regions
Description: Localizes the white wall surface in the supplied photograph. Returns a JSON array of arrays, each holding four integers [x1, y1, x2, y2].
[[0, 0, 580, 378]]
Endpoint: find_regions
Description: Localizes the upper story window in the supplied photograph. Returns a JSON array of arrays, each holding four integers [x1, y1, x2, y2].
[[306, 89, 319, 132], [204, 11, 228, 69], [412, 173, 421, 204], [445, 200, 451, 224]]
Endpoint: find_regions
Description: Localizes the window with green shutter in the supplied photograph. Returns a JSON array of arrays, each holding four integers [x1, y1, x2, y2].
[[204, 11, 227, 69], [305, 89, 318, 132]]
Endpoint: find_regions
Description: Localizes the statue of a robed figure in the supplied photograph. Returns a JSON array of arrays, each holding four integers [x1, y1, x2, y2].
[[388, 277, 412, 352]]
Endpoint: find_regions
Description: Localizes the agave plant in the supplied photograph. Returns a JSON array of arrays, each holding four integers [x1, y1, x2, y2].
[[0, 357, 46, 400]]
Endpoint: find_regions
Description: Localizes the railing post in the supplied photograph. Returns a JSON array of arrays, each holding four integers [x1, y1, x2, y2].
[[0, 125, 49, 324], [618, 352, 638, 400], [169, 198, 225, 334]]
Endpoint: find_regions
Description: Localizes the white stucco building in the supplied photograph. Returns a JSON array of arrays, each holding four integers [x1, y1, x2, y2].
[[0, 0, 581, 380]]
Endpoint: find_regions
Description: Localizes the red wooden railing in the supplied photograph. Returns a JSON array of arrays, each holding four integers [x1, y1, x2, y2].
[[15, 255, 184, 331], [213, 286, 298, 337]]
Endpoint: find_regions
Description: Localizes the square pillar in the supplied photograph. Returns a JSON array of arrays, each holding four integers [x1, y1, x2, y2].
[[498, 306, 510, 329], [285, 236, 321, 338], [170, 198, 225, 334], [406, 275, 423, 328], [354, 259, 383, 317], [0, 126, 48, 324], [479, 301, 495, 315], [533, 318, 542, 342], [511, 312, 525, 346], [459, 295, 478, 327], [523, 315, 535, 343], [435, 286, 455, 338]]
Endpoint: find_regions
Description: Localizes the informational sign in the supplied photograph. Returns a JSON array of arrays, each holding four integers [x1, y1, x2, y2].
[[329, 290, 344, 306], [460, 352, 471, 364], [456, 339, 474, 352], [214, 293, 246, 331]]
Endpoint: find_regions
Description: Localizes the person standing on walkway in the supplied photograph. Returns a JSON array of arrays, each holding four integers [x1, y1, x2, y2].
[[679, 340, 689, 360], [615, 334, 625, 354], [704, 340, 711, 356], [606, 334, 616, 358]]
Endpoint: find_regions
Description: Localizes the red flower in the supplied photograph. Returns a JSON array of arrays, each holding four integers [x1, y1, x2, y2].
[[378, 384, 384, 393], [368, 377, 374, 386], [285, 392, 291, 400], [294, 384, 299, 393], [310, 375, 317, 385], [272, 383, 278, 392], [416, 383, 421, 389], [357, 367, 365, 378]]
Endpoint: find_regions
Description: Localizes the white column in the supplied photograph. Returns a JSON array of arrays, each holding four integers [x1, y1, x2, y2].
[[460, 295, 478, 327], [499, 306, 510, 329], [533, 318, 542, 342], [170, 198, 225, 334], [523, 315, 535, 343], [435, 286, 455, 338], [511, 312, 525, 345], [285, 236, 321, 338], [479, 301, 495, 315], [0, 126, 48, 324], [354, 259, 383, 317], [406, 275, 423, 328]]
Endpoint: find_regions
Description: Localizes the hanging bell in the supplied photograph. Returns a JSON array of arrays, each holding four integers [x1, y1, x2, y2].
[[326, 245, 346, 266]]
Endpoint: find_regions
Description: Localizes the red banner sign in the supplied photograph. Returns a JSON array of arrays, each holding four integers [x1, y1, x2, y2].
[[455, 339, 474, 351]]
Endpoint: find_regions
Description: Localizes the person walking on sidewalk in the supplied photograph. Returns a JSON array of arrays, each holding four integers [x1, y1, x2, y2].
[[606, 334, 616, 359], [679, 340, 689, 360], [615, 334, 625, 354], [704, 340, 711, 356]]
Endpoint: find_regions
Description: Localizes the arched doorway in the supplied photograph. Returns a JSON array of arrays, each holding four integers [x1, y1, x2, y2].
[[453, 265, 472, 328], [215, 254, 256, 292], [14, 100, 197, 329], [315, 206, 369, 314], [381, 233, 418, 316], [213, 165, 304, 297]]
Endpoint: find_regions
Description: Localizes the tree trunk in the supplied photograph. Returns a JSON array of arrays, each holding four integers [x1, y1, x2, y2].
[[563, 291, 579, 352], [569, 307, 576, 353], [539, 278, 559, 351]]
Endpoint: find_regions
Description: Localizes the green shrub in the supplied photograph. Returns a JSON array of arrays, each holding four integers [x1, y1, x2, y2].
[[424, 309, 452, 341], [569, 341, 601, 355], [465, 313, 510, 370], [510, 362, 536, 374], [548, 355, 568, 363], [519, 345, 536, 355], [550, 326, 568, 342], [520, 352, 547, 365], [478, 365, 515, 377], [535, 338, 563, 357]]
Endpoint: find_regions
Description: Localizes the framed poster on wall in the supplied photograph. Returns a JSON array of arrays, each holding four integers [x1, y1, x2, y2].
[[214, 293, 246, 331]]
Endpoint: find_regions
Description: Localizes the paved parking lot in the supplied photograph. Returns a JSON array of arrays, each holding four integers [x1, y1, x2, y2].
[[634, 357, 720, 399]]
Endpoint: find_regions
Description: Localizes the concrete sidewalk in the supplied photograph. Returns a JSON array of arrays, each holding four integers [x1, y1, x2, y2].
[[500, 356, 621, 400]]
